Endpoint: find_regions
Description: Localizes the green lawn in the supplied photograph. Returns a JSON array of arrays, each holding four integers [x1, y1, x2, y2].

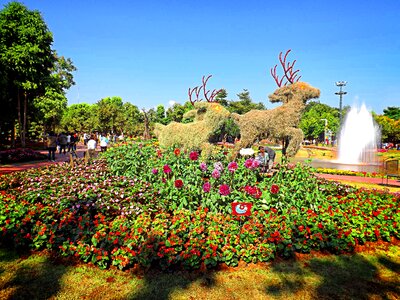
[[1, 244, 399, 299]]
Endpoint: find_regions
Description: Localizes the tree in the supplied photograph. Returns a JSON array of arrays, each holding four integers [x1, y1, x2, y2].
[[215, 89, 229, 107], [122, 102, 143, 135], [60, 103, 96, 133], [95, 97, 125, 133], [155, 104, 168, 125], [0, 2, 55, 146], [383, 106, 400, 121], [374, 115, 400, 143], [228, 89, 265, 114], [299, 102, 339, 142]]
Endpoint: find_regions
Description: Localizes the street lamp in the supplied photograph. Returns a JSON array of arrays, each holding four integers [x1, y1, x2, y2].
[[335, 81, 347, 125]]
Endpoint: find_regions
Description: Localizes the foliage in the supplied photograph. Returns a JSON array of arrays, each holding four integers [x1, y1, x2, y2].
[[1, 141, 399, 272], [383, 106, 400, 121], [228, 89, 265, 114], [300, 102, 339, 140], [0, 2, 75, 143], [374, 115, 400, 143]]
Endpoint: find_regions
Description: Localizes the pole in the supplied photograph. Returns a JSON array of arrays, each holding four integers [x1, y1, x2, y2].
[[335, 81, 347, 126]]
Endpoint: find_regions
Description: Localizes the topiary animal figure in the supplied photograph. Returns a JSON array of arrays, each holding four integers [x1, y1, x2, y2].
[[154, 101, 230, 151], [232, 50, 320, 157], [232, 82, 320, 157]]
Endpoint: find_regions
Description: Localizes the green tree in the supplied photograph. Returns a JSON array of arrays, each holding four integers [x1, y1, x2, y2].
[[0, 2, 55, 146], [123, 102, 143, 136], [383, 106, 400, 121], [228, 89, 265, 114], [300, 102, 339, 142], [95, 97, 125, 133], [60, 103, 94, 133], [374, 115, 400, 143], [155, 104, 168, 125], [215, 89, 229, 107]]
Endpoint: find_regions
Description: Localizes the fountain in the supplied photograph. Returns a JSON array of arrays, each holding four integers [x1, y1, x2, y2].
[[337, 103, 380, 167], [307, 103, 381, 172]]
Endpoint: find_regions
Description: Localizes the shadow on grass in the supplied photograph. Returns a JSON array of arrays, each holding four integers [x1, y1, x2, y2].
[[128, 269, 217, 299], [265, 254, 400, 299], [0, 247, 66, 300]]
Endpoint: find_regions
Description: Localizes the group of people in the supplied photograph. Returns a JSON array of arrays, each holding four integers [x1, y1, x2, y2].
[[46, 132, 110, 162], [46, 132, 79, 161]]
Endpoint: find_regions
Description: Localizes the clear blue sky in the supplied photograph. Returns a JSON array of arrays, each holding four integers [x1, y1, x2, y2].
[[2, 0, 399, 113]]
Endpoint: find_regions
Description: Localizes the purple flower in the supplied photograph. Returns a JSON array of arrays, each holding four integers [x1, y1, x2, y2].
[[199, 162, 207, 172], [152, 168, 158, 174], [203, 182, 211, 193], [211, 169, 220, 179], [228, 161, 238, 173], [214, 161, 224, 172], [219, 184, 230, 196]]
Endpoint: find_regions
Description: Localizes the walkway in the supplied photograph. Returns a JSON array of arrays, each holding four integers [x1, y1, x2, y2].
[[316, 173, 400, 188], [0, 144, 90, 175]]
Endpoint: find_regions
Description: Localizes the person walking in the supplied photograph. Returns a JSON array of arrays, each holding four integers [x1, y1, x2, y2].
[[47, 132, 57, 161], [100, 134, 109, 152], [264, 146, 276, 172], [87, 134, 97, 160], [58, 132, 68, 154]]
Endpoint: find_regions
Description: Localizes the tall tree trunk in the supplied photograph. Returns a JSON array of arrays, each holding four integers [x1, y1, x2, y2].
[[11, 119, 16, 147], [22, 91, 27, 148], [17, 89, 22, 147]]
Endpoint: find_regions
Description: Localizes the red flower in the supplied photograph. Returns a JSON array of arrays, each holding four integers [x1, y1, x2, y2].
[[270, 184, 279, 194], [156, 149, 162, 157], [174, 148, 181, 156], [163, 164, 172, 174], [189, 151, 199, 161], [174, 179, 184, 188], [219, 184, 231, 196], [298, 225, 304, 232]]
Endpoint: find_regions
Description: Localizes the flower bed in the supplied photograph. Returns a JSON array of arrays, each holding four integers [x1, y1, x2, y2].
[[0, 148, 47, 164], [0, 141, 399, 271]]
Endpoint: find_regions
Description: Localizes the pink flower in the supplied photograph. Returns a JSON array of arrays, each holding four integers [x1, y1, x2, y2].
[[244, 159, 254, 169], [219, 184, 230, 196], [214, 162, 224, 172], [163, 164, 172, 174], [174, 179, 184, 188], [189, 151, 199, 161], [199, 162, 207, 172], [228, 161, 238, 173], [270, 184, 279, 194], [252, 160, 260, 168], [203, 182, 211, 193], [212, 169, 220, 179], [152, 168, 158, 174]]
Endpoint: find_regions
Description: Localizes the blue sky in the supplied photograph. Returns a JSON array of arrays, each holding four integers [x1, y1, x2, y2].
[[2, 0, 399, 113]]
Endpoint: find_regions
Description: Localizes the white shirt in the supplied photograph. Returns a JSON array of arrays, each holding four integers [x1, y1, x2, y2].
[[87, 139, 97, 150]]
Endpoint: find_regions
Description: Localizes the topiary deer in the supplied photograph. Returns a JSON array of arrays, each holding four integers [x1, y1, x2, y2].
[[154, 102, 230, 151], [232, 50, 320, 157]]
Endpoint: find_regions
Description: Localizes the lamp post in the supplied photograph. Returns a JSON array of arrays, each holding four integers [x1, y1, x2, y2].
[[335, 81, 347, 125]]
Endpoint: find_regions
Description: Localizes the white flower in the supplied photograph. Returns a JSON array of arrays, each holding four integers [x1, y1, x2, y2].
[[240, 148, 255, 156]]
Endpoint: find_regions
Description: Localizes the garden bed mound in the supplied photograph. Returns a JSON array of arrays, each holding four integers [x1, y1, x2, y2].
[[0, 148, 47, 164]]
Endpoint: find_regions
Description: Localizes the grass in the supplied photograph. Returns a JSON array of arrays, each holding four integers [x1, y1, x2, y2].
[[1, 244, 399, 299]]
